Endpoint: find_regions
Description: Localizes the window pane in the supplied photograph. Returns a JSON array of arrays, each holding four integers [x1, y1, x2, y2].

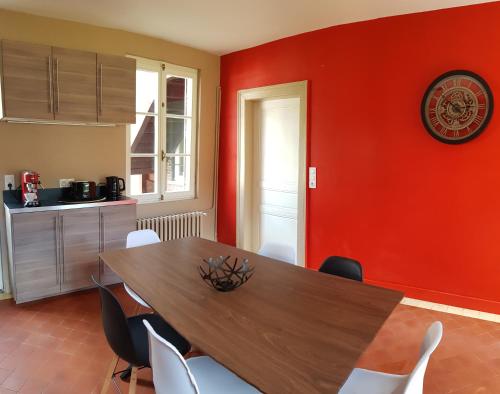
[[166, 75, 192, 116], [131, 115, 156, 154], [131, 157, 156, 194], [166, 117, 191, 154], [136, 69, 158, 113], [166, 156, 191, 193]]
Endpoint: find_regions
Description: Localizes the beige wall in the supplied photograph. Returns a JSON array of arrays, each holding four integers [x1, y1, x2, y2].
[[0, 9, 220, 292]]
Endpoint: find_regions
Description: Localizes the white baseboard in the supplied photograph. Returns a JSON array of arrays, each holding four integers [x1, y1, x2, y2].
[[401, 297, 500, 323]]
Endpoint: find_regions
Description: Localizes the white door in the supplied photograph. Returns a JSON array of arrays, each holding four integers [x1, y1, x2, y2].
[[252, 97, 300, 264]]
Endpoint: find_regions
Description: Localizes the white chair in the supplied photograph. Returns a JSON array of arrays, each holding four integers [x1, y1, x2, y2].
[[143, 320, 261, 394], [258, 242, 295, 264], [124, 229, 161, 308], [339, 321, 443, 394]]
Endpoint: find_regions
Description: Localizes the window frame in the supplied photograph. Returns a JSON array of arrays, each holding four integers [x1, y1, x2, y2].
[[126, 56, 198, 203]]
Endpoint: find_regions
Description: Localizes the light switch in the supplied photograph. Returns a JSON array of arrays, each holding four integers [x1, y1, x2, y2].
[[308, 167, 317, 189]]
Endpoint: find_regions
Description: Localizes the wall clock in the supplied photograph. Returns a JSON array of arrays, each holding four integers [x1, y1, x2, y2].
[[421, 70, 493, 144]]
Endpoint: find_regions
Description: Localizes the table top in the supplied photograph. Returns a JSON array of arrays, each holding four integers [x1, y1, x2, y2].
[[100, 237, 403, 393]]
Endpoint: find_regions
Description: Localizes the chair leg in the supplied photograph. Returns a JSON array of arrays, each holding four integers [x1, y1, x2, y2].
[[128, 366, 138, 394], [101, 354, 119, 394]]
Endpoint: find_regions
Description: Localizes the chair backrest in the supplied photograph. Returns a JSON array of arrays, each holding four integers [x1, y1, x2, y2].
[[92, 276, 139, 365], [127, 229, 161, 248], [319, 256, 363, 282], [143, 319, 200, 394], [402, 321, 443, 394], [258, 242, 296, 264]]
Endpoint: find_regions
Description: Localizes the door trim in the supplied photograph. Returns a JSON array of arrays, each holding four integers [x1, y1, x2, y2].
[[236, 81, 307, 266]]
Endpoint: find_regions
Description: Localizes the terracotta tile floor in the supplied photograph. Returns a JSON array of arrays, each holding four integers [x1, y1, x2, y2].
[[0, 287, 499, 393]]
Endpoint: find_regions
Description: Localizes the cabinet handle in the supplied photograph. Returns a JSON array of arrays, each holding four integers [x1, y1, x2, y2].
[[99, 64, 103, 115], [54, 216, 59, 284], [100, 212, 104, 252], [48, 56, 54, 113], [60, 215, 65, 283], [54, 58, 60, 114], [100, 212, 104, 274]]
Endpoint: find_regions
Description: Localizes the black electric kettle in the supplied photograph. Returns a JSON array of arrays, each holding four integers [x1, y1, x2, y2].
[[106, 176, 126, 200]]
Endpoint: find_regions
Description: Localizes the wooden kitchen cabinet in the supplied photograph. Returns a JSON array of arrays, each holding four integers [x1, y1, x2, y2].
[[11, 211, 60, 302], [60, 208, 100, 292], [0, 39, 136, 124], [1, 40, 54, 120], [5, 202, 136, 303], [97, 54, 136, 124], [100, 204, 137, 285], [52, 47, 97, 122]]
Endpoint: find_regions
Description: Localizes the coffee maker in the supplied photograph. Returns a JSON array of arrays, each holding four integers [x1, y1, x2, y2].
[[21, 171, 40, 207], [106, 176, 126, 200]]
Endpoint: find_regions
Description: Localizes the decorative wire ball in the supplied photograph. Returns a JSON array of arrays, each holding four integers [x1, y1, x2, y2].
[[198, 255, 254, 292]]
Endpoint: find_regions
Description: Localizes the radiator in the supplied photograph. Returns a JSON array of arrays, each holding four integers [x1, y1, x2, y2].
[[136, 211, 207, 241]]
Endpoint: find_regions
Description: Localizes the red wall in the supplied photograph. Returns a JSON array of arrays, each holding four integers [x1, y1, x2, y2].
[[217, 2, 500, 313]]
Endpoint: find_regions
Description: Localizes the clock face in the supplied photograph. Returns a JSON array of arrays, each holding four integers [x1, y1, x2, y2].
[[421, 70, 493, 144]]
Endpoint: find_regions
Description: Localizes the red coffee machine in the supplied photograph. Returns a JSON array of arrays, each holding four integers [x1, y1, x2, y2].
[[21, 171, 40, 207]]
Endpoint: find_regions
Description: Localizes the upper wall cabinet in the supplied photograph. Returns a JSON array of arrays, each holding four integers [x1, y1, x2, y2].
[[97, 54, 136, 124], [0, 40, 136, 124], [1, 40, 54, 120], [52, 47, 97, 123]]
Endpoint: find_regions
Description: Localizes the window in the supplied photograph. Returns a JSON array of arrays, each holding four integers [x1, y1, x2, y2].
[[127, 57, 198, 202]]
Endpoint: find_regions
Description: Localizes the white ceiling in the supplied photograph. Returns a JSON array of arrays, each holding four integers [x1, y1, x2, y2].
[[0, 0, 496, 55]]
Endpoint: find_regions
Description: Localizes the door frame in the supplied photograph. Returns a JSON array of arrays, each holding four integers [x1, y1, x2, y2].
[[236, 81, 307, 266]]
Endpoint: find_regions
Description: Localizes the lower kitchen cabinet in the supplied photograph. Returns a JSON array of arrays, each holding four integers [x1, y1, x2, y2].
[[6, 202, 136, 303], [11, 211, 60, 302], [100, 204, 136, 285], [60, 208, 100, 292]]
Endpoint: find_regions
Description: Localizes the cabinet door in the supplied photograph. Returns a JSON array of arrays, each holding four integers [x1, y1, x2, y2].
[[60, 208, 100, 292], [97, 54, 135, 124], [1, 40, 54, 120], [12, 211, 60, 302], [52, 47, 97, 122], [100, 204, 136, 285]]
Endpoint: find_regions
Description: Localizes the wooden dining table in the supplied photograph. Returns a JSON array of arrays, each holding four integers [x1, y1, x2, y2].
[[99, 237, 403, 393]]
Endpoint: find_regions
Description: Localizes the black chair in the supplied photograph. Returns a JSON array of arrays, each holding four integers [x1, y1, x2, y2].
[[319, 256, 363, 282], [92, 277, 190, 393]]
